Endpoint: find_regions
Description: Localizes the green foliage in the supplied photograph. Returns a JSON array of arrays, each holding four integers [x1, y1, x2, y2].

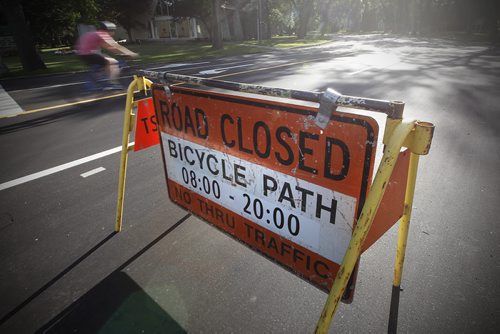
[[22, 0, 99, 47], [170, 0, 213, 35], [0, 40, 264, 78], [268, 1, 295, 35], [100, 0, 155, 37], [244, 35, 330, 47], [172, 0, 212, 18], [8, 0, 500, 50]]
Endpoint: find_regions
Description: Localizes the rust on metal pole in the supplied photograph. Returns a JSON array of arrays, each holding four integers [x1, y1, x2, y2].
[[138, 71, 403, 118]]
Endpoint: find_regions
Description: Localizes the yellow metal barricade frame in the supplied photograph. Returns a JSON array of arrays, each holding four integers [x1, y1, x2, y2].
[[115, 75, 153, 232], [116, 74, 435, 333], [315, 119, 434, 333]]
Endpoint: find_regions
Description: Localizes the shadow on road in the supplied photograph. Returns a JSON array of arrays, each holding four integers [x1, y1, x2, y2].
[[0, 96, 122, 135], [0, 232, 117, 326], [388, 286, 402, 334], [35, 271, 186, 334], [34, 213, 191, 333]]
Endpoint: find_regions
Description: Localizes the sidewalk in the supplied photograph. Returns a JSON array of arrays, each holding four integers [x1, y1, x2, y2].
[[0, 84, 23, 118]]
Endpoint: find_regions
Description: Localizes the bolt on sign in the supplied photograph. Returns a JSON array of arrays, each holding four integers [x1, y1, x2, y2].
[[151, 84, 379, 292]]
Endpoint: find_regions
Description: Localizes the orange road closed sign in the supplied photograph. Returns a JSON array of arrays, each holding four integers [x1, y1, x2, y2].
[[152, 84, 380, 291]]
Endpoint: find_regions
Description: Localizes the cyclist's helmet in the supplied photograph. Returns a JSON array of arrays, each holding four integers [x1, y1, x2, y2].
[[97, 21, 117, 32]]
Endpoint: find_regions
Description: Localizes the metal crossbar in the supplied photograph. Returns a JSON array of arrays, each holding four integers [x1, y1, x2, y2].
[[137, 70, 404, 119]]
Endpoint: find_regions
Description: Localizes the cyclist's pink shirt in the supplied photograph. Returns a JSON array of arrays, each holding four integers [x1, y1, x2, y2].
[[77, 31, 113, 55]]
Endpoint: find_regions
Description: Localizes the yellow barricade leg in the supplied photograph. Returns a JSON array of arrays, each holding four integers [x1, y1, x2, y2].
[[115, 77, 139, 232], [393, 152, 420, 287], [115, 76, 153, 232], [315, 120, 416, 334]]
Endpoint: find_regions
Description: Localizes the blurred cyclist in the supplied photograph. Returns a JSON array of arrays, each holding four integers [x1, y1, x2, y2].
[[76, 21, 138, 88]]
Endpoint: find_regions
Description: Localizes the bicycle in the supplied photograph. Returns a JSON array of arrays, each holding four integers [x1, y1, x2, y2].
[[83, 55, 132, 92]]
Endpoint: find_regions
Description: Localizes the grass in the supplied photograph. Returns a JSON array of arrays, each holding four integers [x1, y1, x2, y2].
[[244, 35, 332, 48], [1, 36, 327, 79], [126, 41, 264, 65]]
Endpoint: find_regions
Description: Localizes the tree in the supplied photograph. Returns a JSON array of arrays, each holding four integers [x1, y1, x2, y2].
[[23, 0, 99, 47], [317, 0, 336, 35], [172, 0, 225, 48], [229, 0, 245, 40], [268, 0, 295, 36], [0, 0, 45, 71], [485, 0, 499, 43], [99, 0, 158, 41], [259, 0, 272, 39], [347, 0, 363, 32], [172, 0, 212, 38], [294, 0, 315, 38], [212, 0, 224, 48], [0, 55, 8, 74]]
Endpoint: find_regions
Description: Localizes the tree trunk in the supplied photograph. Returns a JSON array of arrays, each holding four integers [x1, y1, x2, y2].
[[396, 0, 409, 34], [232, 0, 244, 40], [126, 27, 134, 42], [461, 0, 473, 34], [261, 0, 272, 40], [1, 0, 45, 71], [349, 0, 362, 32], [420, 0, 432, 35], [486, 0, 499, 43], [0, 55, 8, 75], [319, 0, 334, 36], [211, 0, 223, 49], [296, 0, 313, 39], [360, 1, 369, 32], [409, 0, 419, 35]]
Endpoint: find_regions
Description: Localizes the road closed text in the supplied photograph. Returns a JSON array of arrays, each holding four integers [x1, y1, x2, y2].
[[157, 98, 351, 183]]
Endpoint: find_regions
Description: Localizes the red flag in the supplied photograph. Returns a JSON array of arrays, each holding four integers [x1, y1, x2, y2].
[[134, 98, 159, 152]]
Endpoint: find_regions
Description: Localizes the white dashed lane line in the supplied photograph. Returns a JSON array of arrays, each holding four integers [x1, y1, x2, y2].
[[80, 167, 106, 178], [0, 144, 133, 191]]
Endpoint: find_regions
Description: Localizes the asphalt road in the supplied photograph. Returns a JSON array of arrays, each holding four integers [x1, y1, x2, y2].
[[1, 34, 499, 333]]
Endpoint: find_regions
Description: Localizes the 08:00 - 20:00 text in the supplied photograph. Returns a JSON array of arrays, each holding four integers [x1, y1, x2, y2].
[[181, 167, 301, 237]]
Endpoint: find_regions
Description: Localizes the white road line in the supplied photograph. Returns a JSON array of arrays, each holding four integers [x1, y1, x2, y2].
[[0, 84, 24, 117], [198, 64, 254, 75], [10, 80, 88, 92], [9, 60, 255, 93], [8, 75, 134, 93], [146, 61, 210, 70], [348, 66, 373, 75], [8, 61, 252, 93], [153, 59, 262, 73], [7, 56, 305, 94], [0, 143, 133, 191], [80, 167, 106, 178]]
